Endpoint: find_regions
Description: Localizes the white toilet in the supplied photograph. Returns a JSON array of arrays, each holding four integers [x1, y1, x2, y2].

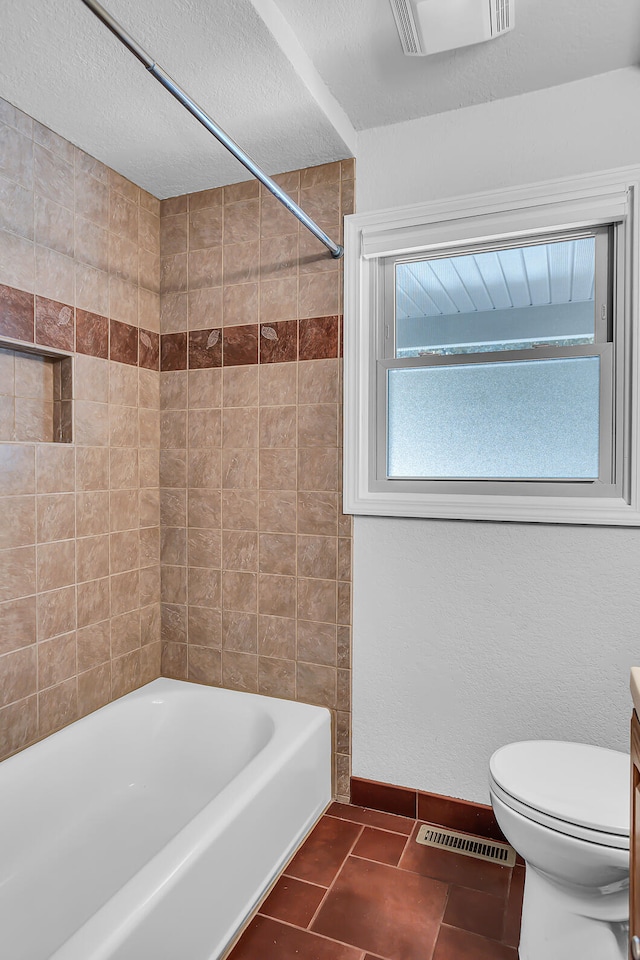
[[489, 740, 629, 960]]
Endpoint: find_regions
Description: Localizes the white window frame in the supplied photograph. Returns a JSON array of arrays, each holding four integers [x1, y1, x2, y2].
[[343, 167, 640, 524]]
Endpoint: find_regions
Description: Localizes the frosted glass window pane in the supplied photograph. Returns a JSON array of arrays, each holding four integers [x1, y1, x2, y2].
[[387, 357, 600, 479]]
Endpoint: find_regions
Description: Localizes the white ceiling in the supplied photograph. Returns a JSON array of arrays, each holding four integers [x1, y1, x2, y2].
[[0, 0, 639, 198]]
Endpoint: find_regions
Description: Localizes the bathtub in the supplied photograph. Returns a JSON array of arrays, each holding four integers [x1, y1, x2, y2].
[[0, 678, 331, 960]]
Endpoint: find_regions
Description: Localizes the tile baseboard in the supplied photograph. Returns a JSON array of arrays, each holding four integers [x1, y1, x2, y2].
[[350, 776, 507, 842]]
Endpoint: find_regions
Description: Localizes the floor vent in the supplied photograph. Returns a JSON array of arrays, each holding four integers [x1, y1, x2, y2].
[[416, 825, 516, 867]]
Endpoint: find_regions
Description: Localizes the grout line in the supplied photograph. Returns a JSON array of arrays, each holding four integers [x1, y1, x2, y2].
[[254, 910, 391, 958], [323, 811, 414, 839], [303, 820, 365, 930]]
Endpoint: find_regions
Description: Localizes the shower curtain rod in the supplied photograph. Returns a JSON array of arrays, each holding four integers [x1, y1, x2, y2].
[[79, 0, 344, 259]]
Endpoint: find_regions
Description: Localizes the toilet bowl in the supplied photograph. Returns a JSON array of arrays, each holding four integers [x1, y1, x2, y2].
[[489, 740, 629, 960]]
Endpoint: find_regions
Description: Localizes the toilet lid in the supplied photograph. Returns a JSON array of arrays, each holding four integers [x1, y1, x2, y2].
[[489, 740, 629, 836]]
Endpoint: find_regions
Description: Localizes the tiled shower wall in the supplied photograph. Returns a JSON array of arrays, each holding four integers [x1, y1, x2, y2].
[[158, 164, 354, 799], [0, 93, 353, 799], [0, 97, 161, 761]]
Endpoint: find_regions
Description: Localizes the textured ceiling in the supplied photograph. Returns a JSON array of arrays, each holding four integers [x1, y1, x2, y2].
[[0, 0, 638, 198], [276, 0, 640, 129]]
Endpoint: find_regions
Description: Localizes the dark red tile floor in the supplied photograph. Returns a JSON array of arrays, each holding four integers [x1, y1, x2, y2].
[[228, 801, 525, 960]]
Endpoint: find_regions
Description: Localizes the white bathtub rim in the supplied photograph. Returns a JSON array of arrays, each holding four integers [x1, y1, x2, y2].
[[45, 679, 331, 960]]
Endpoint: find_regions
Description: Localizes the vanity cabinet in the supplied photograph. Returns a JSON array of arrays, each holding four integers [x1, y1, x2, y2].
[[631, 710, 640, 955]]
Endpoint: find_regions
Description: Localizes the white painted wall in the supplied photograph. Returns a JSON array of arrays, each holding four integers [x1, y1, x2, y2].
[[352, 67, 640, 803]]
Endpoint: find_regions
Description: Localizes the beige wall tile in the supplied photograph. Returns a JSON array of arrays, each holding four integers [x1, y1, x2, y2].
[[0, 175, 33, 241], [259, 449, 297, 491], [222, 571, 257, 613], [222, 530, 258, 572], [1, 496, 36, 549], [260, 405, 297, 449], [259, 362, 297, 406], [110, 488, 139, 532], [77, 661, 111, 716], [188, 605, 222, 648], [0, 596, 36, 655], [110, 570, 140, 616], [111, 649, 140, 699], [0, 229, 35, 291], [188, 368, 222, 408], [161, 603, 187, 644], [77, 577, 110, 628], [188, 489, 221, 529], [111, 610, 141, 658], [222, 282, 258, 327], [298, 447, 339, 492], [188, 408, 221, 448], [297, 620, 337, 667], [222, 611, 257, 654], [259, 491, 297, 534], [221, 650, 257, 692], [76, 447, 109, 492], [38, 631, 76, 689], [37, 584, 76, 640], [222, 448, 257, 488], [36, 493, 74, 543], [297, 577, 338, 624], [223, 366, 258, 407], [188, 566, 221, 608], [187, 528, 221, 568], [38, 676, 77, 737], [0, 545, 36, 601], [296, 661, 336, 709], [298, 359, 340, 403], [75, 262, 109, 315], [76, 535, 110, 584], [0, 121, 34, 189], [297, 535, 337, 581], [258, 657, 295, 699], [0, 444, 35, 495], [259, 533, 296, 576], [110, 530, 140, 574], [0, 644, 36, 707], [110, 361, 138, 407], [257, 615, 296, 659], [0, 694, 37, 759], [161, 640, 187, 679], [187, 645, 221, 686], [258, 573, 296, 619]]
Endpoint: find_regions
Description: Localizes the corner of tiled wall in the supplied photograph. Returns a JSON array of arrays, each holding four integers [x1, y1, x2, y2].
[[0, 96, 162, 760], [158, 159, 354, 800]]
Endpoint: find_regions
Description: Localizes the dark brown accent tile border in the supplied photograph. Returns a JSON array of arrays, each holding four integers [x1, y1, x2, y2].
[[139, 329, 160, 370], [161, 331, 188, 371], [0, 282, 162, 371], [299, 315, 339, 361], [110, 319, 138, 366], [0, 284, 34, 343], [35, 297, 75, 352], [76, 309, 109, 359], [223, 324, 258, 366], [189, 328, 222, 369], [259, 320, 297, 364], [350, 776, 507, 843], [159, 315, 343, 370]]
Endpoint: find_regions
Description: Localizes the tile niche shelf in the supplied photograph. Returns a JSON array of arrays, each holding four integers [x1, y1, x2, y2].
[[0, 336, 73, 444]]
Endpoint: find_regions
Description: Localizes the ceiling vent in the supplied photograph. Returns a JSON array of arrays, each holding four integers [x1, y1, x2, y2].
[[390, 0, 514, 56]]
